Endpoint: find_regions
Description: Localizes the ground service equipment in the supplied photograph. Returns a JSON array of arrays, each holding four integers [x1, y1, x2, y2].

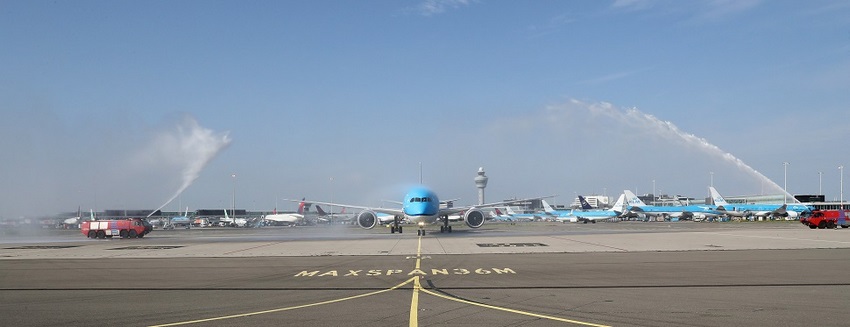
[[82, 218, 153, 239], [800, 210, 848, 229]]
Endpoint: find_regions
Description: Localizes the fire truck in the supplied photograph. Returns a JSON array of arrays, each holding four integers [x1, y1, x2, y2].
[[800, 210, 848, 229], [81, 218, 153, 239]]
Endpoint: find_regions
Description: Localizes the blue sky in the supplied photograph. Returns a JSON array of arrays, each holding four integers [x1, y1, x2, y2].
[[2, 0, 849, 217]]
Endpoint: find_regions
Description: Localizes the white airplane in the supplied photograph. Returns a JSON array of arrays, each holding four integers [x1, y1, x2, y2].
[[63, 208, 94, 226], [220, 209, 248, 227], [287, 184, 547, 235], [263, 201, 307, 226], [502, 206, 547, 221]]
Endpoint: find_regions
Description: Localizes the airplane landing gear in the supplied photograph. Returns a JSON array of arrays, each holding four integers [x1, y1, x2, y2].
[[439, 215, 452, 233], [391, 216, 402, 234]]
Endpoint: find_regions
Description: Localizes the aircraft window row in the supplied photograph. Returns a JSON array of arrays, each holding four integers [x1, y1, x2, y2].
[[410, 197, 432, 203]]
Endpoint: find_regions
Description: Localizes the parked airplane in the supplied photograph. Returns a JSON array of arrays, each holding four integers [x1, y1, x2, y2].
[[624, 190, 722, 221], [709, 187, 813, 219], [264, 201, 307, 226], [220, 209, 248, 227], [287, 185, 547, 235], [502, 206, 547, 221], [542, 195, 625, 223], [163, 207, 191, 229], [63, 208, 94, 226]]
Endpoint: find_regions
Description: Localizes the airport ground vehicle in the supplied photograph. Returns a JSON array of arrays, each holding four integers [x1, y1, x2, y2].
[[81, 218, 153, 239], [800, 210, 848, 229]]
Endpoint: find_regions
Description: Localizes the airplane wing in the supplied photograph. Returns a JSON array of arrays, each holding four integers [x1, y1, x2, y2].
[[283, 199, 404, 216], [437, 195, 556, 216]]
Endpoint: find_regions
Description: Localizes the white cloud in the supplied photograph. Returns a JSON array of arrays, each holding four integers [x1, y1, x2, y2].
[[610, 0, 762, 22], [414, 0, 477, 16]]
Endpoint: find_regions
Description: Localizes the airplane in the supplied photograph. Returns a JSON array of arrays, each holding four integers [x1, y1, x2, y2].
[[220, 209, 248, 227], [709, 187, 813, 219], [623, 190, 722, 221], [63, 208, 94, 227], [163, 207, 191, 229], [488, 208, 514, 221], [541, 195, 625, 223], [287, 185, 548, 235], [502, 206, 547, 221], [264, 201, 307, 226]]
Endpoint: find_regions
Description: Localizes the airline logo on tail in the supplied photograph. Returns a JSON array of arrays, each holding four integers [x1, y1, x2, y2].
[[623, 190, 646, 207], [709, 187, 730, 206], [297, 198, 309, 215], [578, 196, 593, 210]]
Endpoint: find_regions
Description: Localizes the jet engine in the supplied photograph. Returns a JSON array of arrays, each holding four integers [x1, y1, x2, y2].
[[464, 209, 486, 228], [356, 210, 378, 229]]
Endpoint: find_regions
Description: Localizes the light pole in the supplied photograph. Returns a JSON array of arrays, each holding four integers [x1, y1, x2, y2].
[[838, 165, 844, 210], [231, 173, 236, 220], [652, 179, 656, 206], [783, 162, 789, 204], [818, 171, 823, 196]]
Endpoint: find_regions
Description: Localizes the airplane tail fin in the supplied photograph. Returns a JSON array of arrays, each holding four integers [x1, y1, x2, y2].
[[297, 199, 306, 215], [610, 194, 626, 212], [541, 200, 556, 213], [505, 206, 517, 215], [578, 196, 593, 210], [624, 190, 647, 207], [90, 209, 95, 221], [184, 207, 189, 217], [494, 208, 504, 216], [709, 187, 730, 206], [316, 205, 328, 216], [224, 209, 229, 219]]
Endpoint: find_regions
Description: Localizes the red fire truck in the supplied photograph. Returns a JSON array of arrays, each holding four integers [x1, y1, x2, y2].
[[800, 210, 849, 229], [81, 218, 153, 238]]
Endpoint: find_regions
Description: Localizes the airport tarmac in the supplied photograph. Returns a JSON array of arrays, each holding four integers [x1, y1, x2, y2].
[[1, 221, 849, 326]]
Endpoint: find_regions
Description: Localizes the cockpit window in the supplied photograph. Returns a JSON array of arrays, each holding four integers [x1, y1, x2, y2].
[[410, 197, 431, 203]]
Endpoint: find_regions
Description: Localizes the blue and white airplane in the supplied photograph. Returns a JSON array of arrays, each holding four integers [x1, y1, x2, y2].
[[542, 195, 625, 223], [624, 190, 722, 221], [709, 187, 813, 219], [289, 185, 545, 235]]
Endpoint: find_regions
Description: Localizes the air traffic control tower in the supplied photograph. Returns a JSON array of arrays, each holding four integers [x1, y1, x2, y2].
[[475, 167, 488, 205]]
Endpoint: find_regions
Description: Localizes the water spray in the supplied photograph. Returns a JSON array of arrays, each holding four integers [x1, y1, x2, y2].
[[558, 100, 792, 199], [146, 117, 232, 217]]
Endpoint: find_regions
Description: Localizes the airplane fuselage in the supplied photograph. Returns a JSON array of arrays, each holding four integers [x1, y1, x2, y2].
[[402, 187, 441, 225]]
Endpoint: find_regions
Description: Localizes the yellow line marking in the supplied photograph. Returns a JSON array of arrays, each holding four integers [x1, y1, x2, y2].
[[409, 276, 421, 327], [408, 234, 424, 327], [416, 233, 422, 269], [419, 288, 611, 327], [149, 277, 418, 327]]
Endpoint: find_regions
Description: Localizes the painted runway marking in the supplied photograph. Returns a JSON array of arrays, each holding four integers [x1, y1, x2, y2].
[[419, 286, 611, 327], [151, 233, 612, 327], [148, 276, 418, 327]]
